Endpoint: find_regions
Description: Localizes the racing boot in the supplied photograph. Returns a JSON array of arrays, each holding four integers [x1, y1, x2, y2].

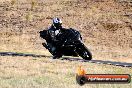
[[52, 50, 62, 59], [42, 43, 48, 49], [52, 55, 59, 59]]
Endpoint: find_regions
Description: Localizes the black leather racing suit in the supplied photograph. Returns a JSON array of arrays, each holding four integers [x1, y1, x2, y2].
[[40, 25, 67, 56]]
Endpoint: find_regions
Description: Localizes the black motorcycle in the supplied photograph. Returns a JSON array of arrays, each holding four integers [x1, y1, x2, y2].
[[39, 28, 92, 60]]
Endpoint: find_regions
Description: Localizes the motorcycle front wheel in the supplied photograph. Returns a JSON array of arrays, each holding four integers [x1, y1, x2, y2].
[[76, 44, 92, 60]]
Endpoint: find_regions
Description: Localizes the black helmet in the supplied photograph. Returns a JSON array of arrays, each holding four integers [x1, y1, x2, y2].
[[52, 18, 62, 28]]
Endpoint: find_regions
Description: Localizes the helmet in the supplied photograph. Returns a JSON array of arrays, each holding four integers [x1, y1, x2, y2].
[[52, 18, 62, 28]]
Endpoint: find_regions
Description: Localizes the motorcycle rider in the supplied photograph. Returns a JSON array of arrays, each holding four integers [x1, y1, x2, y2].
[[40, 18, 92, 60], [40, 17, 67, 59]]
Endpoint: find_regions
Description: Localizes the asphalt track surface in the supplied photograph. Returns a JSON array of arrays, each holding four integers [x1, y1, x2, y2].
[[0, 52, 132, 68]]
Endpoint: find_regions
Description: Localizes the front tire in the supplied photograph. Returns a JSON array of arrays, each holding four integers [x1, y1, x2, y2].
[[76, 44, 92, 60]]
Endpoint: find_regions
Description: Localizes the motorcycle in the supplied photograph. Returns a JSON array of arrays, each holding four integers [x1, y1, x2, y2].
[[39, 28, 92, 60]]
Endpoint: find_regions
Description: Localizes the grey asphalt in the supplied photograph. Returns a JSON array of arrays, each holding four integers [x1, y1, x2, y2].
[[0, 52, 132, 68], [61, 57, 132, 67]]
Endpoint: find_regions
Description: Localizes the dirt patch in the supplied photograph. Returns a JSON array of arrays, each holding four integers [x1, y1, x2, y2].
[[0, 0, 132, 62]]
